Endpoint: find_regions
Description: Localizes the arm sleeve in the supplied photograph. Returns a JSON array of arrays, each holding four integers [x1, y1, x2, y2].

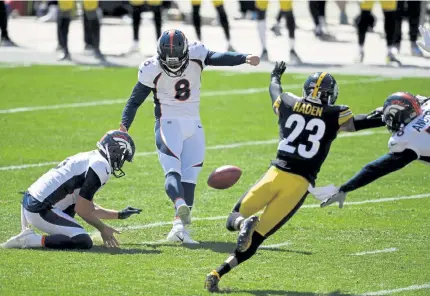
[[270, 76, 283, 113], [204, 51, 248, 66], [338, 106, 354, 126], [352, 113, 386, 131], [121, 82, 152, 130], [339, 149, 418, 193], [79, 168, 102, 201]]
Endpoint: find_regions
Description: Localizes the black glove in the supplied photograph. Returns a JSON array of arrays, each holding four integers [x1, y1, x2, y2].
[[118, 207, 142, 220], [271, 61, 287, 80]]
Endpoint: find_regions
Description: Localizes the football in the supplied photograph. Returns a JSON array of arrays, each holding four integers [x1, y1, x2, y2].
[[207, 165, 242, 189]]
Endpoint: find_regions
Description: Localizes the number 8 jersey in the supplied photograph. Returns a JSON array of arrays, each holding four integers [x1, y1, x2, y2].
[[138, 42, 209, 119], [272, 92, 353, 184]]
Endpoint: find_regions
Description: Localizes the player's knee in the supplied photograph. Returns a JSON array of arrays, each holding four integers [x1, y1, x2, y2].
[[226, 212, 244, 232], [71, 234, 93, 249], [256, 9, 266, 21]]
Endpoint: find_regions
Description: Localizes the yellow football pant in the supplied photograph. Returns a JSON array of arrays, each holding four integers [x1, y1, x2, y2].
[[360, 0, 397, 11], [191, 0, 224, 8], [58, 0, 98, 12], [130, 0, 162, 6], [236, 166, 309, 237], [256, 0, 293, 12]]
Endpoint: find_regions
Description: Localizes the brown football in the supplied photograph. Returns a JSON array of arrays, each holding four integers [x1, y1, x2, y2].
[[207, 165, 242, 190]]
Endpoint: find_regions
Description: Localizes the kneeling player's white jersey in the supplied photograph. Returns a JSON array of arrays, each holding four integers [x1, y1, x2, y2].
[[138, 42, 209, 119], [28, 150, 110, 206], [389, 103, 430, 164]]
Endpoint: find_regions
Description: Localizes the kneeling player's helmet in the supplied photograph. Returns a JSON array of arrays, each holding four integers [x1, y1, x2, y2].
[[382, 92, 422, 133], [97, 130, 136, 178], [303, 72, 339, 105], [157, 29, 189, 77]]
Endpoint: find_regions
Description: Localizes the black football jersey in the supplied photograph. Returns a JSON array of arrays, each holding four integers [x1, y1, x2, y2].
[[271, 92, 353, 184]]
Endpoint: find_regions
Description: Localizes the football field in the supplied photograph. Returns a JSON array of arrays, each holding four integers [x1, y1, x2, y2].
[[1, 65, 430, 296]]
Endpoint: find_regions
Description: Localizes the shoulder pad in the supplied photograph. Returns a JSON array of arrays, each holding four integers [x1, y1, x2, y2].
[[138, 56, 161, 88], [188, 41, 209, 63], [337, 105, 353, 125], [89, 157, 110, 186]]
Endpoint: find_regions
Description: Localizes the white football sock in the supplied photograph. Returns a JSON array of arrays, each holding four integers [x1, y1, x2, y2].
[[257, 20, 267, 50], [27, 233, 43, 248], [174, 198, 186, 210]]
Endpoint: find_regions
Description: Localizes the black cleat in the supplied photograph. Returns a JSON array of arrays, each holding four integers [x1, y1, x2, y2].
[[290, 49, 302, 64], [387, 53, 402, 66], [57, 51, 71, 61], [204, 271, 220, 293], [237, 215, 259, 253]]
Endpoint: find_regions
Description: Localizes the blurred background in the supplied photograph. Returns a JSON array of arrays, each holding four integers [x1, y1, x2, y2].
[[1, 0, 430, 75]]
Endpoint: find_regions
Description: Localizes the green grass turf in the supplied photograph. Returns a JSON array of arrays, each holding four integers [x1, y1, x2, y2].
[[1, 66, 430, 296]]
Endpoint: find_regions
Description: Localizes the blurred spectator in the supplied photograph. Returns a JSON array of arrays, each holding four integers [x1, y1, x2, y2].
[[38, 1, 58, 23], [128, 0, 162, 54], [0, 0, 15, 46], [256, 0, 300, 63], [394, 0, 422, 57], [191, 0, 234, 51], [57, 0, 103, 61], [236, 0, 255, 20], [356, 0, 399, 65], [336, 0, 348, 25]]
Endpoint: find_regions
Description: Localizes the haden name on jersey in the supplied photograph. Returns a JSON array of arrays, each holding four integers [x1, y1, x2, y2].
[[292, 101, 323, 117]]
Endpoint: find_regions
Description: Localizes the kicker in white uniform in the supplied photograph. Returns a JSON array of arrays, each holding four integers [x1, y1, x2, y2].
[[120, 29, 260, 244]]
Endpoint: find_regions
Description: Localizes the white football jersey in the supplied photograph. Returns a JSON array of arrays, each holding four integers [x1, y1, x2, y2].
[[138, 42, 209, 119], [388, 103, 430, 164], [28, 150, 111, 207]]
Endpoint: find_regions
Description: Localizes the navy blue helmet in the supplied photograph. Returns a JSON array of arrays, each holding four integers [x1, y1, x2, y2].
[[97, 130, 136, 178], [382, 92, 422, 133], [157, 29, 189, 77]]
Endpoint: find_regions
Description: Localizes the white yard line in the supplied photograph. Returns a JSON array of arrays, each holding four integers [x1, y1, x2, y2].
[[0, 130, 386, 172], [362, 283, 430, 295], [260, 241, 291, 249], [351, 248, 397, 256], [0, 77, 397, 114], [90, 193, 430, 236]]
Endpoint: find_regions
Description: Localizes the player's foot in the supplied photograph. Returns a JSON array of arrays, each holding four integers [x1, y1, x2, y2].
[[386, 53, 402, 66], [176, 204, 191, 225], [290, 49, 302, 64], [58, 51, 71, 61], [355, 51, 364, 63], [167, 220, 199, 244], [227, 44, 236, 52], [411, 44, 424, 57], [94, 49, 106, 61], [270, 24, 282, 37], [83, 44, 94, 55], [237, 215, 259, 253], [260, 49, 268, 62], [204, 270, 220, 292], [0, 37, 17, 47], [2, 228, 36, 248], [128, 41, 140, 53]]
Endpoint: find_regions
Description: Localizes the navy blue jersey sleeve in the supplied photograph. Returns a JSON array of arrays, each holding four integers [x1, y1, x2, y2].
[[204, 51, 248, 66], [340, 149, 418, 193], [121, 82, 152, 130], [79, 168, 102, 201]]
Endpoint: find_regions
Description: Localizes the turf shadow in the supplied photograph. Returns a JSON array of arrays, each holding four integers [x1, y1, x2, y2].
[[32, 246, 161, 255], [126, 241, 312, 255], [219, 289, 359, 296]]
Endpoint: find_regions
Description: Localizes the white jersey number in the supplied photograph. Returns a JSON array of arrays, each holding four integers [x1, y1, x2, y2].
[[278, 114, 326, 158]]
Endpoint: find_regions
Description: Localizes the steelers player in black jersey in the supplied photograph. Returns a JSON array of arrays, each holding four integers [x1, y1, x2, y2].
[[204, 62, 385, 292]]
